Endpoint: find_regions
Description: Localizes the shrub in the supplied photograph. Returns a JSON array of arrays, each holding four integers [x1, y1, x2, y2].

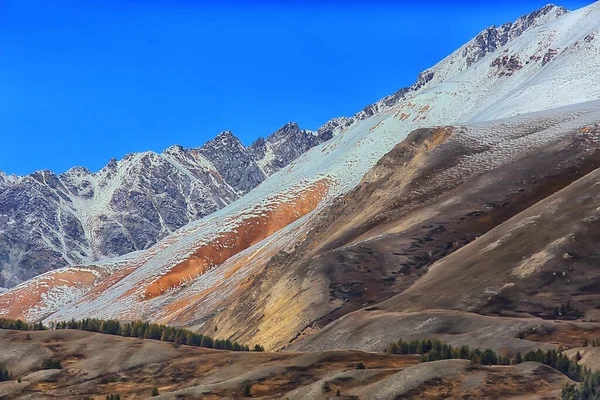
[[242, 383, 251, 397], [41, 359, 62, 369], [0, 369, 10, 382]]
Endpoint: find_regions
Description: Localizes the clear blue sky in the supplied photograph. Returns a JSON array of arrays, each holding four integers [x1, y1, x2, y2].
[[0, 0, 591, 175]]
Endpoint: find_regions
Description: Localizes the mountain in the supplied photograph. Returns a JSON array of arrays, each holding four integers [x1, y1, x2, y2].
[[0, 4, 570, 290], [3, 2, 600, 398], [1, 0, 600, 364], [0, 123, 332, 288]]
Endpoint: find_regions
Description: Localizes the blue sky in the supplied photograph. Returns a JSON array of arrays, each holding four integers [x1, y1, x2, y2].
[[0, 0, 591, 175]]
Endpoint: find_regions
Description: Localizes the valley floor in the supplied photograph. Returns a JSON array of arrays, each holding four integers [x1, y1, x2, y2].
[[0, 327, 589, 399]]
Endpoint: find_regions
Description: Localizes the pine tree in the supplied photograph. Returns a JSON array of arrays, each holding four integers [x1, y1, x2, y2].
[[242, 383, 251, 397], [514, 352, 523, 364], [41, 359, 62, 369], [0, 369, 10, 382]]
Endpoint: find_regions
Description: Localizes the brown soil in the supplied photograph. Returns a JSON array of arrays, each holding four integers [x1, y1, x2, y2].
[[0, 329, 572, 399]]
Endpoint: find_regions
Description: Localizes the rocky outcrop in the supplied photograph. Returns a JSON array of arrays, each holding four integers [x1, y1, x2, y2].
[[199, 131, 266, 194], [248, 122, 332, 176]]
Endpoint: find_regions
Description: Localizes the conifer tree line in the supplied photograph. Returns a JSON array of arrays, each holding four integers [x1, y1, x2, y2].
[[386, 339, 583, 380], [385, 338, 600, 399], [50, 318, 265, 352], [0, 317, 46, 331], [562, 368, 600, 400], [0, 368, 11, 382], [0, 316, 264, 352]]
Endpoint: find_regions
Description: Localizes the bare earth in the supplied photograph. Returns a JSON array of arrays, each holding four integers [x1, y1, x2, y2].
[[0, 329, 573, 399]]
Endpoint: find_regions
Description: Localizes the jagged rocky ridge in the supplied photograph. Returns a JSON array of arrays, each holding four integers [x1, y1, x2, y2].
[[0, 122, 330, 288], [351, 4, 569, 121], [0, 4, 570, 288]]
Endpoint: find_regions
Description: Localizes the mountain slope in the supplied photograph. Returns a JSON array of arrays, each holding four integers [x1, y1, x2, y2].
[[1, 2, 599, 356], [0, 122, 331, 288], [202, 102, 600, 350], [0, 3, 574, 289]]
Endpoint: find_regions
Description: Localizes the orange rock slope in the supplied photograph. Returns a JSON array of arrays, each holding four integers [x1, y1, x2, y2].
[[141, 179, 329, 299], [0, 178, 330, 324]]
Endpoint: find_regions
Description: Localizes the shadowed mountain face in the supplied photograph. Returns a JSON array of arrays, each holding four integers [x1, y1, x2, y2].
[[289, 117, 600, 353]]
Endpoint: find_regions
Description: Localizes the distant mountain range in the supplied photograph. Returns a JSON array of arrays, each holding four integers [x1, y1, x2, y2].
[[0, 121, 337, 288]]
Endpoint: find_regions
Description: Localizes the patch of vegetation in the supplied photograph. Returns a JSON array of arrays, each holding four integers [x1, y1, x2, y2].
[[0, 368, 11, 381], [554, 301, 584, 319], [242, 383, 251, 397], [562, 368, 600, 399], [41, 358, 62, 369], [49, 318, 263, 352], [386, 338, 583, 380], [581, 338, 600, 348], [0, 317, 46, 331]]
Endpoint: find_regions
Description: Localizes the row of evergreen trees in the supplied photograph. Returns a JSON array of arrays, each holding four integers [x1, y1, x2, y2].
[[0, 316, 265, 352], [50, 318, 265, 352], [583, 338, 600, 347], [0, 317, 46, 331], [553, 301, 584, 319], [562, 368, 600, 399], [386, 338, 506, 364], [386, 338, 583, 381], [385, 338, 600, 399], [0, 369, 10, 382]]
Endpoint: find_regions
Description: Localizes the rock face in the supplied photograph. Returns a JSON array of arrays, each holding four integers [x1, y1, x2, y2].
[[0, 124, 332, 288], [321, 4, 569, 126], [248, 122, 331, 176], [462, 4, 568, 67]]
